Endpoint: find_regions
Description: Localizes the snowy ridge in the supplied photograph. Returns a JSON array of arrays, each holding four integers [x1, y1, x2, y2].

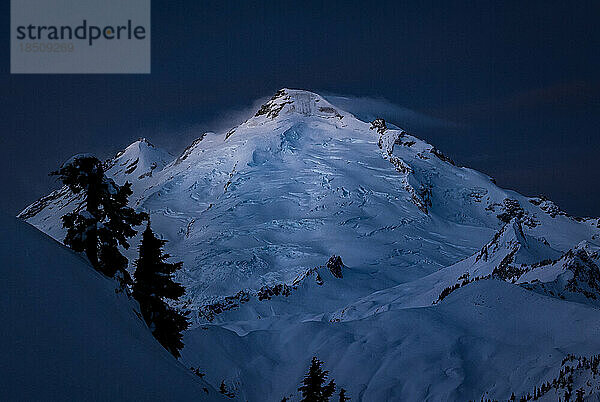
[[18, 88, 600, 401], [519, 242, 600, 305]]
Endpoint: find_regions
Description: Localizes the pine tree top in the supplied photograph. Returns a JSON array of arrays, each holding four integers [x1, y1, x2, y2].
[[299, 357, 336, 402]]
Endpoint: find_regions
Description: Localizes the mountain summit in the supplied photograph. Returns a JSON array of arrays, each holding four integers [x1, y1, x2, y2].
[[18, 89, 600, 401], [252, 88, 346, 120], [224, 88, 349, 140]]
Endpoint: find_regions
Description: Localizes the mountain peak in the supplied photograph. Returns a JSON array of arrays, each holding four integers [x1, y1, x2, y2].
[[253, 88, 346, 121], [105, 138, 171, 184], [223, 88, 350, 140]]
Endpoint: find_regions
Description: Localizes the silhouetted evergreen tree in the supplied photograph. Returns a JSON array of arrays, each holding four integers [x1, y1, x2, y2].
[[52, 155, 146, 284], [338, 388, 350, 401], [298, 357, 336, 402], [132, 223, 189, 357]]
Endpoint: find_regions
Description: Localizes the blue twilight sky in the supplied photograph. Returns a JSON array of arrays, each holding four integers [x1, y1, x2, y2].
[[1, 0, 599, 216]]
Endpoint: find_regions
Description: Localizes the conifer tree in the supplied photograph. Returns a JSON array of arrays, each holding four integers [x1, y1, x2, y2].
[[52, 155, 146, 283], [298, 357, 336, 402], [132, 223, 189, 357], [338, 388, 350, 401]]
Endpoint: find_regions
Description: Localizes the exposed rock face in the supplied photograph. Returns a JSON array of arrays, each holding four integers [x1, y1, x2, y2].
[[256, 283, 292, 300], [255, 89, 293, 119], [327, 255, 345, 278], [198, 290, 251, 321], [376, 129, 432, 214], [496, 198, 525, 223], [562, 248, 600, 298], [529, 195, 568, 218], [370, 118, 387, 134], [176, 134, 207, 164]]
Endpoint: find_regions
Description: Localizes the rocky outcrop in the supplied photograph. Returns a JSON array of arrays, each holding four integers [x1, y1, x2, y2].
[[562, 248, 600, 299], [255, 89, 293, 119], [327, 255, 345, 278], [256, 283, 292, 300], [198, 290, 251, 322], [370, 118, 387, 134], [496, 198, 525, 223], [376, 130, 432, 214], [529, 195, 568, 218], [176, 134, 207, 163]]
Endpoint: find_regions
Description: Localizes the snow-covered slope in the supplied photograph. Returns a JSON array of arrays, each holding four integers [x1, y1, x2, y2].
[[18, 88, 600, 400], [0, 214, 221, 401], [183, 280, 600, 401]]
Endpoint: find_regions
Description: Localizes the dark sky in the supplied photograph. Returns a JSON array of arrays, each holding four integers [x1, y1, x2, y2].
[[1, 1, 599, 216]]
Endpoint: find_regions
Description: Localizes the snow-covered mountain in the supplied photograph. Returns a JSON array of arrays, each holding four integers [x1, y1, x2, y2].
[[19, 89, 600, 400]]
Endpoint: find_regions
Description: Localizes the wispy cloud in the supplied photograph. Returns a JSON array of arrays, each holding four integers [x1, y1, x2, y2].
[[142, 95, 271, 154], [322, 94, 459, 130], [202, 96, 270, 134]]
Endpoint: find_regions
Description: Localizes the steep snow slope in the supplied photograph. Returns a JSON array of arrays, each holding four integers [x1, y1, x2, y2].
[[0, 214, 221, 401], [18, 88, 600, 401]]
